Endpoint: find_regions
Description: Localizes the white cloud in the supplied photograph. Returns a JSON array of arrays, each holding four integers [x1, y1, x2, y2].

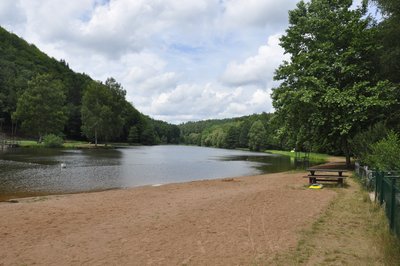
[[0, 1, 25, 28], [222, 0, 295, 29], [0, 0, 296, 124], [221, 34, 286, 86]]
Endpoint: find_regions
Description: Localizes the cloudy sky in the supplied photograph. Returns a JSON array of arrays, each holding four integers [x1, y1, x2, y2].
[[0, 0, 364, 124]]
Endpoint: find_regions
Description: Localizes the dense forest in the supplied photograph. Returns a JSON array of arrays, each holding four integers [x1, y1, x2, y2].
[[0, 26, 179, 145], [179, 113, 277, 151]]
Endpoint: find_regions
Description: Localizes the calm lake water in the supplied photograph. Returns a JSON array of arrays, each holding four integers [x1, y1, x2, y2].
[[0, 145, 297, 201]]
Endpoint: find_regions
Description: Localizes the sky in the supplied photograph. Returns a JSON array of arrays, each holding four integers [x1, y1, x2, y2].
[[0, 0, 366, 124]]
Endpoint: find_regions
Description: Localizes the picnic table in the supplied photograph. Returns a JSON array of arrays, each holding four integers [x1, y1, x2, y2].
[[304, 168, 349, 186]]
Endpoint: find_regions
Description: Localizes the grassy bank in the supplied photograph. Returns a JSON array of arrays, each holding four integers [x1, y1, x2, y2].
[[267, 177, 400, 265], [265, 149, 330, 163], [15, 140, 115, 149]]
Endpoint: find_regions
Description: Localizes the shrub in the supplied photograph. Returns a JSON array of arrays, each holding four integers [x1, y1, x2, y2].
[[43, 134, 64, 148], [366, 131, 400, 171], [351, 122, 389, 164]]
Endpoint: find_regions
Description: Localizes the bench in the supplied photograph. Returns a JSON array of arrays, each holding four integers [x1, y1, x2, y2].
[[305, 168, 349, 186], [303, 175, 347, 185], [307, 168, 348, 177]]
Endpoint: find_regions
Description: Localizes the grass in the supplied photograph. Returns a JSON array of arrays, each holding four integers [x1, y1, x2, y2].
[[266, 176, 400, 265], [15, 139, 105, 149], [17, 140, 42, 147], [265, 149, 330, 163], [13, 139, 138, 149]]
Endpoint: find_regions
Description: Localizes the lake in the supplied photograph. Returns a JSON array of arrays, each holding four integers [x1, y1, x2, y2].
[[0, 145, 296, 201]]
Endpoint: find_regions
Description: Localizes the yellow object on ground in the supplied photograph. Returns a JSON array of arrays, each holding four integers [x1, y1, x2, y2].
[[309, 183, 323, 189]]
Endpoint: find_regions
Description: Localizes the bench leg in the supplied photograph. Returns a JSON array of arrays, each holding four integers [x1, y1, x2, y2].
[[338, 178, 343, 187]]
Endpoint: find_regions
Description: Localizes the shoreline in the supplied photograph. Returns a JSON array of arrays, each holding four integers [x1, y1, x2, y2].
[[1, 152, 345, 204], [0, 171, 295, 203], [0, 170, 337, 265]]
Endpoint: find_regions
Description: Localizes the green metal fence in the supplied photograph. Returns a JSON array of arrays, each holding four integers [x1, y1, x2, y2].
[[374, 171, 400, 237]]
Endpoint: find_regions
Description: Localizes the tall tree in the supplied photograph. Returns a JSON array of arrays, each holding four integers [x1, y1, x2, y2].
[[13, 74, 67, 142], [248, 120, 267, 152], [272, 0, 398, 166], [81, 80, 124, 145], [128, 126, 140, 144], [224, 125, 239, 149]]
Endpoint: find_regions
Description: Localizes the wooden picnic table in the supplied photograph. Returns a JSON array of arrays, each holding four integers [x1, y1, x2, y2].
[[305, 168, 349, 186]]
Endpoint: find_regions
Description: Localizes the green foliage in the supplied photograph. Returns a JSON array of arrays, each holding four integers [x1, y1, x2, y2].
[[238, 120, 250, 148], [13, 74, 67, 141], [201, 127, 227, 148], [128, 126, 140, 144], [140, 123, 157, 145], [272, 0, 399, 165], [248, 120, 267, 151], [366, 132, 400, 171], [81, 80, 124, 144], [0, 26, 179, 145], [351, 122, 389, 164], [179, 113, 275, 150], [0, 26, 92, 138], [224, 125, 239, 149], [43, 134, 64, 148]]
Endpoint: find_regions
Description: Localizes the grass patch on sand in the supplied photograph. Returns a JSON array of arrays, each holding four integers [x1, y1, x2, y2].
[[266, 176, 400, 265]]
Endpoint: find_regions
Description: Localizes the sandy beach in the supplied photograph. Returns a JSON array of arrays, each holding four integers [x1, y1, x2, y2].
[[0, 171, 336, 265]]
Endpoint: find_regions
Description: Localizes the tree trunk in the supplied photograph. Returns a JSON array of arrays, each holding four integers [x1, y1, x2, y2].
[[343, 138, 351, 168], [95, 128, 98, 147]]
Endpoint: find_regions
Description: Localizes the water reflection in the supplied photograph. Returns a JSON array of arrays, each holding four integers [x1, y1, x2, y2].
[[0, 145, 298, 201]]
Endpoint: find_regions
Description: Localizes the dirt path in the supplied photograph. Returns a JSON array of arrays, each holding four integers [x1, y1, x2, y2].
[[0, 172, 336, 265]]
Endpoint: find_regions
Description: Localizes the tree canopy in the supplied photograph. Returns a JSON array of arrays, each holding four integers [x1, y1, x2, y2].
[[13, 74, 67, 141], [179, 113, 276, 150], [272, 0, 398, 165]]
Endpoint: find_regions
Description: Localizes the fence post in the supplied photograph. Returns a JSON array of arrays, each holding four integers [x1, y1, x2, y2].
[[390, 178, 396, 232], [379, 172, 384, 205], [374, 171, 378, 203]]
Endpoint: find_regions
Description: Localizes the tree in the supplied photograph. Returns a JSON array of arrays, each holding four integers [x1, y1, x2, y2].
[[238, 120, 250, 148], [13, 74, 67, 142], [128, 126, 140, 144], [140, 123, 157, 145], [81, 80, 124, 145], [224, 125, 239, 149], [366, 131, 400, 170], [248, 120, 267, 152], [373, 0, 400, 83], [272, 0, 398, 166]]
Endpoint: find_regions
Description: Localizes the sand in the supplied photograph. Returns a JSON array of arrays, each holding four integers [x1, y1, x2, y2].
[[0, 171, 336, 265]]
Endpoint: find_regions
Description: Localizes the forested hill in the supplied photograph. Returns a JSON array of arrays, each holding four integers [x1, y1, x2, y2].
[[179, 113, 282, 151], [0, 26, 179, 144]]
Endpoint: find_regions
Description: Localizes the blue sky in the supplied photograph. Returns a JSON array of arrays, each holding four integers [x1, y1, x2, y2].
[[0, 0, 370, 124]]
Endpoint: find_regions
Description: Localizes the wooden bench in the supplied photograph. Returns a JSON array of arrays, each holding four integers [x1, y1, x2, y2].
[[303, 175, 347, 185], [307, 168, 348, 177], [305, 168, 349, 186]]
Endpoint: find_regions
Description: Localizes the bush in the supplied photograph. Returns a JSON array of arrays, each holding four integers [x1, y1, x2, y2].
[[351, 122, 389, 164], [43, 134, 64, 148], [366, 131, 400, 171]]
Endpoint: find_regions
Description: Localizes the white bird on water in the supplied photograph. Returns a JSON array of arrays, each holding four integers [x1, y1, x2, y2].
[[61, 163, 66, 169]]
